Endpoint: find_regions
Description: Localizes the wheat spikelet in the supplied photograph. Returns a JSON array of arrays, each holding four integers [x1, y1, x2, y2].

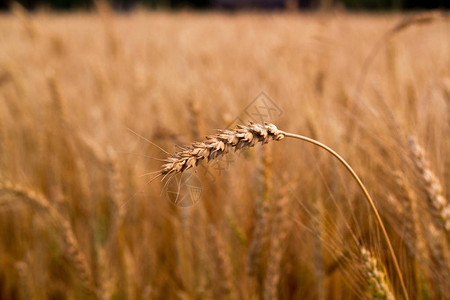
[[59, 219, 97, 295], [263, 185, 290, 300], [159, 122, 284, 177], [408, 136, 449, 237], [360, 247, 395, 300]]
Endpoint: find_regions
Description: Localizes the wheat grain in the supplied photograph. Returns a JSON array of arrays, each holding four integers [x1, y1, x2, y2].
[[360, 247, 395, 300]]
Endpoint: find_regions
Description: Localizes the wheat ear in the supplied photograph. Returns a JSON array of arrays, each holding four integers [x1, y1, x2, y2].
[[408, 136, 449, 237], [360, 247, 396, 300], [159, 122, 409, 300], [159, 123, 284, 177]]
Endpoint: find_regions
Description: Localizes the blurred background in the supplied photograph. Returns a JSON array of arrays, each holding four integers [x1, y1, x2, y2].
[[0, 0, 448, 298], [0, 0, 448, 11]]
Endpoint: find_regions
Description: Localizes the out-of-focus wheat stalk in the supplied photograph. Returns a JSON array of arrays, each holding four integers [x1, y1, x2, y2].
[[207, 224, 235, 299], [354, 11, 444, 98], [11, 2, 39, 40], [312, 196, 326, 300], [187, 98, 204, 139], [97, 247, 114, 300], [0, 181, 97, 296], [263, 185, 290, 300], [247, 146, 272, 282], [95, 0, 119, 58], [15, 261, 32, 300], [106, 147, 126, 236]]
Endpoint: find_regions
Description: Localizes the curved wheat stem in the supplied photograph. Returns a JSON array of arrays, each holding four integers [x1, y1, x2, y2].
[[281, 132, 408, 300], [159, 122, 409, 300]]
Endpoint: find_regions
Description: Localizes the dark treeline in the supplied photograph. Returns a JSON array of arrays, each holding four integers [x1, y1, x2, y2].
[[0, 0, 448, 10]]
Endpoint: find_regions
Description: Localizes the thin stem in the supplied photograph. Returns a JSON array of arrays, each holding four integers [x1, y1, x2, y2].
[[282, 131, 409, 300]]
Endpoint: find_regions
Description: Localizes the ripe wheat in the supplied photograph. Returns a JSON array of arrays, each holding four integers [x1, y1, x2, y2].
[[159, 122, 410, 300]]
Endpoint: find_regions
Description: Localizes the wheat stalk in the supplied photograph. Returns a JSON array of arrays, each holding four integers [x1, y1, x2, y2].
[[159, 122, 409, 300]]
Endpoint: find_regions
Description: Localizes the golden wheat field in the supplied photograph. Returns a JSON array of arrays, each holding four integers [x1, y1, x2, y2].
[[0, 5, 449, 300]]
